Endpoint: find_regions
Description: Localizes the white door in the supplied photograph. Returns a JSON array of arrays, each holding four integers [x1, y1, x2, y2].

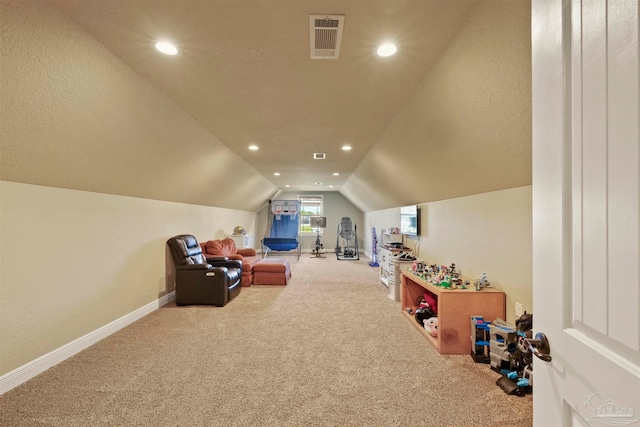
[[532, 0, 639, 426]]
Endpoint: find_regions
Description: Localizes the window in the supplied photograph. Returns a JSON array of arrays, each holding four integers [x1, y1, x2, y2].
[[299, 195, 324, 235]]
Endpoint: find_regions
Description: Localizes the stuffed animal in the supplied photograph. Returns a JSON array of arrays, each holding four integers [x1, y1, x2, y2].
[[423, 317, 439, 337]]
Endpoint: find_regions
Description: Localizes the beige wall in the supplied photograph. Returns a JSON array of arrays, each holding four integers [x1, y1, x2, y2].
[[342, 0, 531, 212], [0, 181, 256, 376], [365, 186, 532, 323], [0, 1, 276, 212], [256, 191, 363, 253]]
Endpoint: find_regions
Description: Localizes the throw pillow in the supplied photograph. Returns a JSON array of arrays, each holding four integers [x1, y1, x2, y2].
[[220, 237, 237, 255], [205, 239, 223, 255]]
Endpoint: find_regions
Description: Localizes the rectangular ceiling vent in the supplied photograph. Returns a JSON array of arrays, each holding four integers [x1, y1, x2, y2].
[[313, 152, 326, 160], [309, 15, 345, 59]]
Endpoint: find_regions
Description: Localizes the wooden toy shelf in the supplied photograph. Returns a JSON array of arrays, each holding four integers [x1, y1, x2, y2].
[[401, 270, 505, 355]]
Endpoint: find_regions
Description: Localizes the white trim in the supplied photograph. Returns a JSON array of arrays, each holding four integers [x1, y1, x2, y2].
[[0, 291, 175, 395]]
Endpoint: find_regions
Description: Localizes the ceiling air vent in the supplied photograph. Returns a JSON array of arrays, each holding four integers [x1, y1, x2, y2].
[[313, 152, 326, 160], [309, 15, 345, 59]]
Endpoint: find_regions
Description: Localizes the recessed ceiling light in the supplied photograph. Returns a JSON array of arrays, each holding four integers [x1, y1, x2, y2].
[[285, 185, 290, 188], [329, 185, 334, 188], [333, 172, 340, 176], [377, 43, 397, 57], [342, 145, 352, 151], [274, 172, 280, 176], [155, 41, 178, 55], [248, 145, 259, 151]]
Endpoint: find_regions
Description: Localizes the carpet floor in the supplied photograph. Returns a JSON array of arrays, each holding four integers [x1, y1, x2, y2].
[[0, 255, 532, 426]]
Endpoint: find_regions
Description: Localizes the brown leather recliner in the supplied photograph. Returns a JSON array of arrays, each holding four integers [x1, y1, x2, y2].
[[167, 234, 242, 306]]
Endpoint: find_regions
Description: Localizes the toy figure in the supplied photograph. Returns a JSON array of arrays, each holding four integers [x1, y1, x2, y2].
[[423, 317, 439, 337], [479, 272, 489, 286], [451, 277, 461, 288], [474, 272, 490, 290]]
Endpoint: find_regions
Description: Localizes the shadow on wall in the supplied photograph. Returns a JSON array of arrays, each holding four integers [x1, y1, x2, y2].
[[164, 243, 175, 298]]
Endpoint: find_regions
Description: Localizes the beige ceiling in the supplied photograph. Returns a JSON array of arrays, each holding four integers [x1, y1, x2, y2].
[[49, 0, 480, 193]]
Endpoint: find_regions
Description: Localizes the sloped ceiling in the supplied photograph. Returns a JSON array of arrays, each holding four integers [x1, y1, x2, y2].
[[1, 0, 531, 213], [342, 1, 532, 211]]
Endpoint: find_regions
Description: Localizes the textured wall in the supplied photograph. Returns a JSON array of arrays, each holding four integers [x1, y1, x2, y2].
[[0, 181, 256, 376], [343, 0, 531, 212], [365, 186, 532, 323], [0, 1, 277, 212]]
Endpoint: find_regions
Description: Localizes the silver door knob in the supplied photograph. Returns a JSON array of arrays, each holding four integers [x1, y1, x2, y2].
[[524, 332, 552, 362]]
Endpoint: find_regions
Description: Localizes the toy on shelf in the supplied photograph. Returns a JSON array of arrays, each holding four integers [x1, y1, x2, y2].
[[449, 263, 462, 289], [410, 262, 460, 288], [415, 293, 437, 315], [423, 317, 439, 337], [414, 292, 438, 337], [415, 307, 435, 327], [474, 272, 490, 291], [408, 263, 492, 293], [393, 250, 416, 261]]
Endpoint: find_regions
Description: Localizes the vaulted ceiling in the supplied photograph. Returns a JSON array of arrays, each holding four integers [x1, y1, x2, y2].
[[1, 0, 531, 212], [50, 0, 480, 190]]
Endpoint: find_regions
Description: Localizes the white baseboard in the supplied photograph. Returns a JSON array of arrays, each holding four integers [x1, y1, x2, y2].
[[0, 291, 175, 395]]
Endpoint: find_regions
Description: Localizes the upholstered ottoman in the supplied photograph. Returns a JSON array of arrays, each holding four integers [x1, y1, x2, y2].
[[252, 258, 291, 285]]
